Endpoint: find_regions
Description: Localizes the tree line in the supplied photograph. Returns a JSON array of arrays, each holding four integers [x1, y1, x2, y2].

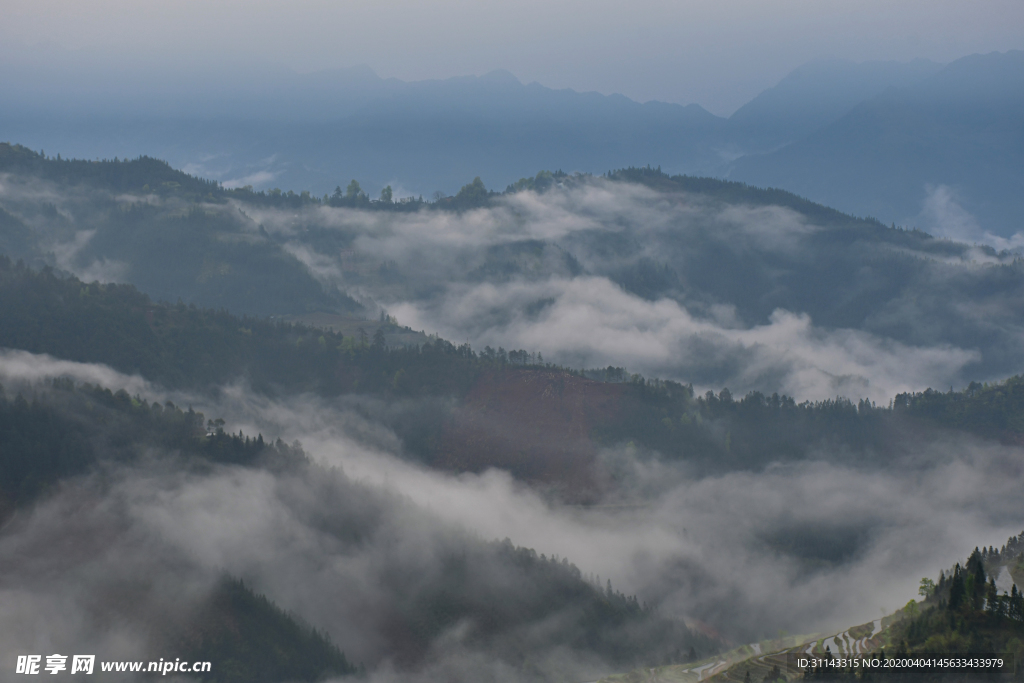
[[5, 256, 1024, 477]]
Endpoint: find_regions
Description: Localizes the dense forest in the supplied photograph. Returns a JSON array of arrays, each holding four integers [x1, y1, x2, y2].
[[0, 143, 499, 211], [7, 141, 1024, 397], [183, 578, 358, 683], [788, 537, 1024, 682], [4, 256, 1024, 496], [0, 380, 355, 682], [0, 376, 304, 511], [0, 142, 979, 227], [4, 142, 1024, 682], [0, 373, 717, 680], [895, 536, 1024, 660]]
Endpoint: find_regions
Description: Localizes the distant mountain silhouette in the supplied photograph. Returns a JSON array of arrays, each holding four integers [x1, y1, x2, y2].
[[0, 66, 727, 196], [724, 58, 943, 152], [730, 51, 1024, 236], [2, 52, 1021, 234]]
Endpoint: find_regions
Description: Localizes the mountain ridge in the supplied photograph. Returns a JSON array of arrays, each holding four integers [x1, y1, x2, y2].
[[4, 50, 1019, 236], [730, 50, 1024, 236]]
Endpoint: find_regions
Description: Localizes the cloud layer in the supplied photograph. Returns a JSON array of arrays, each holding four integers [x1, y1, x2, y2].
[[915, 184, 1024, 252], [3, 352, 1023, 681], [243, 179, 1019, 402], [8, 170, 1020, 403]]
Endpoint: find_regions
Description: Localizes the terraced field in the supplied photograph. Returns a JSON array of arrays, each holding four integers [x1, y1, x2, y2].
[[598, 615, 900, 683]]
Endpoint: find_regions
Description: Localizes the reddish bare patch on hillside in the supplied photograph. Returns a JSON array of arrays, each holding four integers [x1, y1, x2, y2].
[[435, 369, 625, 499]]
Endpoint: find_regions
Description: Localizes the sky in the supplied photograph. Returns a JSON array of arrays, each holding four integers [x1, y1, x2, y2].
[[3, 0, 1022, 115]]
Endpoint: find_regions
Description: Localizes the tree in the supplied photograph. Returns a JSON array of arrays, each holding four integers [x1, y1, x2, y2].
[[986, 577, 999, 615], [372, 327, 386, 351], [345, 179, 363, 200], [948, 564, 965, 611], [380, 185, 393, 203], [967, 547, 986, 585], [966, 547, 986, 608], [453, 176, 488, 207]]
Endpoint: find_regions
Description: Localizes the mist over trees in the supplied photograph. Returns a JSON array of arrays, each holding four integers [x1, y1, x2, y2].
[[6, 254, 1024, 500], [2, 126, 1024, 681], [5, 145, 1024, 402], [0, 373, 718, 681]]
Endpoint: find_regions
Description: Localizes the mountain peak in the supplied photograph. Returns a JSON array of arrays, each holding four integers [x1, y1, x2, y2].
[[479, 68, 521, 85]]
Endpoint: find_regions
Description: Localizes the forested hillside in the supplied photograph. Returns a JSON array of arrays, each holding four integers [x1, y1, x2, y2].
[[0, 374, 716, 680], [3, 8, 1022, 681], [6, 144, 1023, 402], [896, 539, 1024, 660], [181, 578, 358, 683], [607, 535, 1024, 683], [0, 144, 357, 316], [4, 144, 1024, 681], [4, 257, 1024, 498], [4, 51, 1020, 236]]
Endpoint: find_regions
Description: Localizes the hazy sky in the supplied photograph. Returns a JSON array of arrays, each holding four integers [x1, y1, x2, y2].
[[3, 0, 1023, 114]]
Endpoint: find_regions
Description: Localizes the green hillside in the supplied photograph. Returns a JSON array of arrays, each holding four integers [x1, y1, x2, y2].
[[0, 374, 717, 678], [600, 536, 1024, 683], [182, 578, 358, 683], [5, 143, 1024, 392], [5, 256, 1024, 499]]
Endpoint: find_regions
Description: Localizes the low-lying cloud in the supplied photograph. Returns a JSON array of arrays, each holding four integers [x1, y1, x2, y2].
[[391, 276, 979, 403], [6, 171, 1020, 402], [51, 229, 130, 284], [222, 170, 279, 190], [238, 178, 1020, 402], [915, 184, 1024, 253], [3, 351, 1023, 682]]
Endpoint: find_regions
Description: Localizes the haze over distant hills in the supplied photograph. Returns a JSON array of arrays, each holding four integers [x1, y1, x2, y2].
[[4, 3, 1024, 679], [5, 146, 1024, 404], [3, 50, 1024, 680], [1, 50, 1021, 238], [731, 50, 1024, 242], [4, 152, 1024, 679], [724, 57, 945, 154]]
